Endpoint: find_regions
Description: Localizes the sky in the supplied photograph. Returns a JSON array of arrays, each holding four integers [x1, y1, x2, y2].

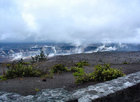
[[0, 0, 140, 44]]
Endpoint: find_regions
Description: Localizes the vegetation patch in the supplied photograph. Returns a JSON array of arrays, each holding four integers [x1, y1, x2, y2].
[[75, 61, 89, 68], [50, 64, 69, 73], [74, 73, 94, 84], [0, 57, 124, 85], [70, 67, 83, 72], [72, 67, 93, 83], [31, 50, 47, 63], [72, 67, 84, 76], [72, 64, 125, 84], [3, 61, 42, 79], [123, 61, 129, 64], [35, 88, 40, 92], [0, 75, 7, 81], [93, 64, 125, 81]]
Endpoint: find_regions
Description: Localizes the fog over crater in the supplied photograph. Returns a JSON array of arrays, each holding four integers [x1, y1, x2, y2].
[[0, 0, 140, 44]]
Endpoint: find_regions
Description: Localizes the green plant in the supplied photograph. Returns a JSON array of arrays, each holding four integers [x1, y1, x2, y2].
[[31, 50, 47, 63], [39, 50, 46, 61], [73, 67, 84, 77], [35, 88, 40, 92], [5, 62, 42, 79], [70, 67, 82, 72], [51, 64, 69, 73], [123, 61, 129, 64], [75, 61, 89, 68], [72, 67, 93, 84], [72, 64, 125, 84], [0, 75, 7, 81], [75, 73, 94, 84], [93, 64, 125, 81]]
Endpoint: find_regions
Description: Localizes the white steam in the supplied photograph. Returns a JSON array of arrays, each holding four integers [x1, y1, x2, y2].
[[0, 0, 140, 44], [93, 45, 117, 52]]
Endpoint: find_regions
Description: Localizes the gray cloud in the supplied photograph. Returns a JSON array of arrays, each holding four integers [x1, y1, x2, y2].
[[0, 0, 140, 44]]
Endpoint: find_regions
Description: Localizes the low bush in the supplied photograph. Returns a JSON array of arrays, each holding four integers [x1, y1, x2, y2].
[[75, 61, 89, 68], [93, 64, 125, 81], [31, 50, 47, 63], [74, 73, 94, 84], [72, 64, 125, 84], [123, 61, 129, 64], [35, 88, 40, 92], [72, 67, 93, 84], [0, 75, 7, 81], [50, 64, 69, 73], [70, 67, 83, 72], [5, 63, 42, 79], [72, 67, 84, 76]]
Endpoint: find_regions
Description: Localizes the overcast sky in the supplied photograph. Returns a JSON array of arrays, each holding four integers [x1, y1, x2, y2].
[[0, 0, 140, 44]]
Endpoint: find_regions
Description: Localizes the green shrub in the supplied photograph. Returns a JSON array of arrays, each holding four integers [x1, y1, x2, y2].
[[74, 73, 94, 84], [31, 50, 47, 63], [72, 67, 93, 84], [35, 88, 40, 92], [5, 63, 42, 79], [123, 61, 129, 64], [72, 64, 125, 84], [73, 67, 84, 77], [75, 61, 89, 67], [51, 64, 69, 73], [0, 75, 7, 81], [93, 64, 125, 81], [70, 67, 83, 72]]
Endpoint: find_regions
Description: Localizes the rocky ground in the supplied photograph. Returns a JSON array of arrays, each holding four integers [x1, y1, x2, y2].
[[0, 51, 140, 96]]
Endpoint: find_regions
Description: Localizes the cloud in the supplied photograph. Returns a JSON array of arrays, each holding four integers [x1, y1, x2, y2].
[[0, 0, 140, 44]]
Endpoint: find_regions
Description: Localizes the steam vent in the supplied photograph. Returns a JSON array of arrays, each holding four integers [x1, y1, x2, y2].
[[0, 71, 140, 102]]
